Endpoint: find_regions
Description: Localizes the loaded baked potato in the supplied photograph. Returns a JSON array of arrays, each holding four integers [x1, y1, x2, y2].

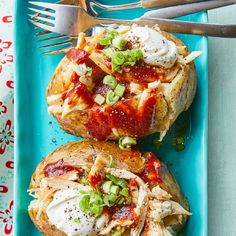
[[47, 25, 201, 140], [28, 140, 190, 236]]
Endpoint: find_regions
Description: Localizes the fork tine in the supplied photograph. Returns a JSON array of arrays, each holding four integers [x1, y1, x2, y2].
[[43, 47, 71, 55], [28, 14, 55, 24], [28, 7, 55, 17], [36, 29, 52, 37], [39, 39, 73, 49], [28, 1, 56, 10], [29, 19, 54, 32], [37, 34, 68, 42]]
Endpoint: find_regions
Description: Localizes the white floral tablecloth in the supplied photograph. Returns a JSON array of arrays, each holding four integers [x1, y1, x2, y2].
[[0, 0, 14, 235]]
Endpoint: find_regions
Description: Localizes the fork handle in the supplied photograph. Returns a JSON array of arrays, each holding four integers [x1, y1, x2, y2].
[[141, 0, 205, 8], [142, 0, 236, 19], [96, 18, 236, 38]]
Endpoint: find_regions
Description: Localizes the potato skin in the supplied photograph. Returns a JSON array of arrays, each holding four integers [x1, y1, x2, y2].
[[46, 31, 196, 140], [29, 140, 189, 235]]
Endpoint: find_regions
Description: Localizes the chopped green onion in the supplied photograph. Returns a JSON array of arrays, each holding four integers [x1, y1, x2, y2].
[[73, 218, 81, 223], [123, 61, 136, 67], [103, 195, 112, 207], [111, 231, 122, 236], [110, 185, 120, 195], [107, 29, 118, 38], [79, 190, 88, 195], [103, 75, 117, 89], [109, 155, 115, 168], [99, 29, 118, 46], [112, 52, 125, 66], [175, 144, 185, 152], [119, 137, 137, 150], [126, 196, 132, 205], [172, 136, 185, 152], [80, 176, 88, 185], [102, 48, 114, 58], [106, 90, 119, 105], [106, 173, 119, 184], [89, 193, 103, 205], [94, 94, 105, 105], [130, 48, 143, 61], [86, 66, 92, 76], [108, 193, 118, 202], [99, 36, 112, 46], [112, 36, 127, 50], [102, 181, 112, 193], [118, 179, 128, 188], [117, 197, 125, 205], [104, 48, 144, 72], [79, 195, 90, 212], [106, 174, 128, 188], [90, 204, 103, 217], [176, 136, 185, 145], [114, 84, 125, 97], [120, 188, 129, 197]]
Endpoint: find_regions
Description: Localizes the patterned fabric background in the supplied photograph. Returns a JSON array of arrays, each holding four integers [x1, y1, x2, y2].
[[0, 0, 14, 235]]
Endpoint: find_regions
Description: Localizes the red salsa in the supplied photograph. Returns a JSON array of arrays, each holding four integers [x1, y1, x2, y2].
[[86, 108, 112, 140], [115, 63, 165, 83], [86, 92, 156, 139], [63, 78, 94, 106], [44, 159, 84, 178], [66, 48, 92, 66], [142, 152, 162, 183], [89, 174, 102, 188]]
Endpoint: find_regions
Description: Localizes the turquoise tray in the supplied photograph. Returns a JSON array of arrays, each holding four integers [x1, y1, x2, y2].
[[14, 1, 208, 235]]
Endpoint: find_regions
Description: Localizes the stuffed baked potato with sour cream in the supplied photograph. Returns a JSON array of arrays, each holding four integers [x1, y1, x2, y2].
[[47, 25, 201, 140], [28, 140, 190, 236]]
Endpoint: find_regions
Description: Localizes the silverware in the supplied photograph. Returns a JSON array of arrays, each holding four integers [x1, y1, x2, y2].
[[28, 1, 236, 54], [79, 0, 205, 16], [28, 2, 236, 36], [143, 0, 236, 19]]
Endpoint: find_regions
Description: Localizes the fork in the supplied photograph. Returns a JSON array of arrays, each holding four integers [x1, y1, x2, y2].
[[28, 1, 236, 54], [28, 1, 236, 36]]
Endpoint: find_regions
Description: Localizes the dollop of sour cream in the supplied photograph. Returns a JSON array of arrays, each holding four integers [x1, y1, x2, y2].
[[46, 186, 107, 236], [126, 26, 178, 68]]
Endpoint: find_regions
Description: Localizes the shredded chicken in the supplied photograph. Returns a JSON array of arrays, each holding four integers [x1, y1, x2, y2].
[[178, 50, 203, 65], [61, 97, 89, 118], [106, 168, 149, 236], [149, 186, 172, 200], [130, 184, 139, 205], [47, 94, 63, 106], [29, 164, 190, 235], [106, 168, 148, 190], [29, 187, 57, 220], [144, 221, 173, 236], [89, 154, 109, 176], [41, 177, 79, 190], [148, 199, 191, 221], [105, 169, 191, 235], [111, 128, 120, 137]]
